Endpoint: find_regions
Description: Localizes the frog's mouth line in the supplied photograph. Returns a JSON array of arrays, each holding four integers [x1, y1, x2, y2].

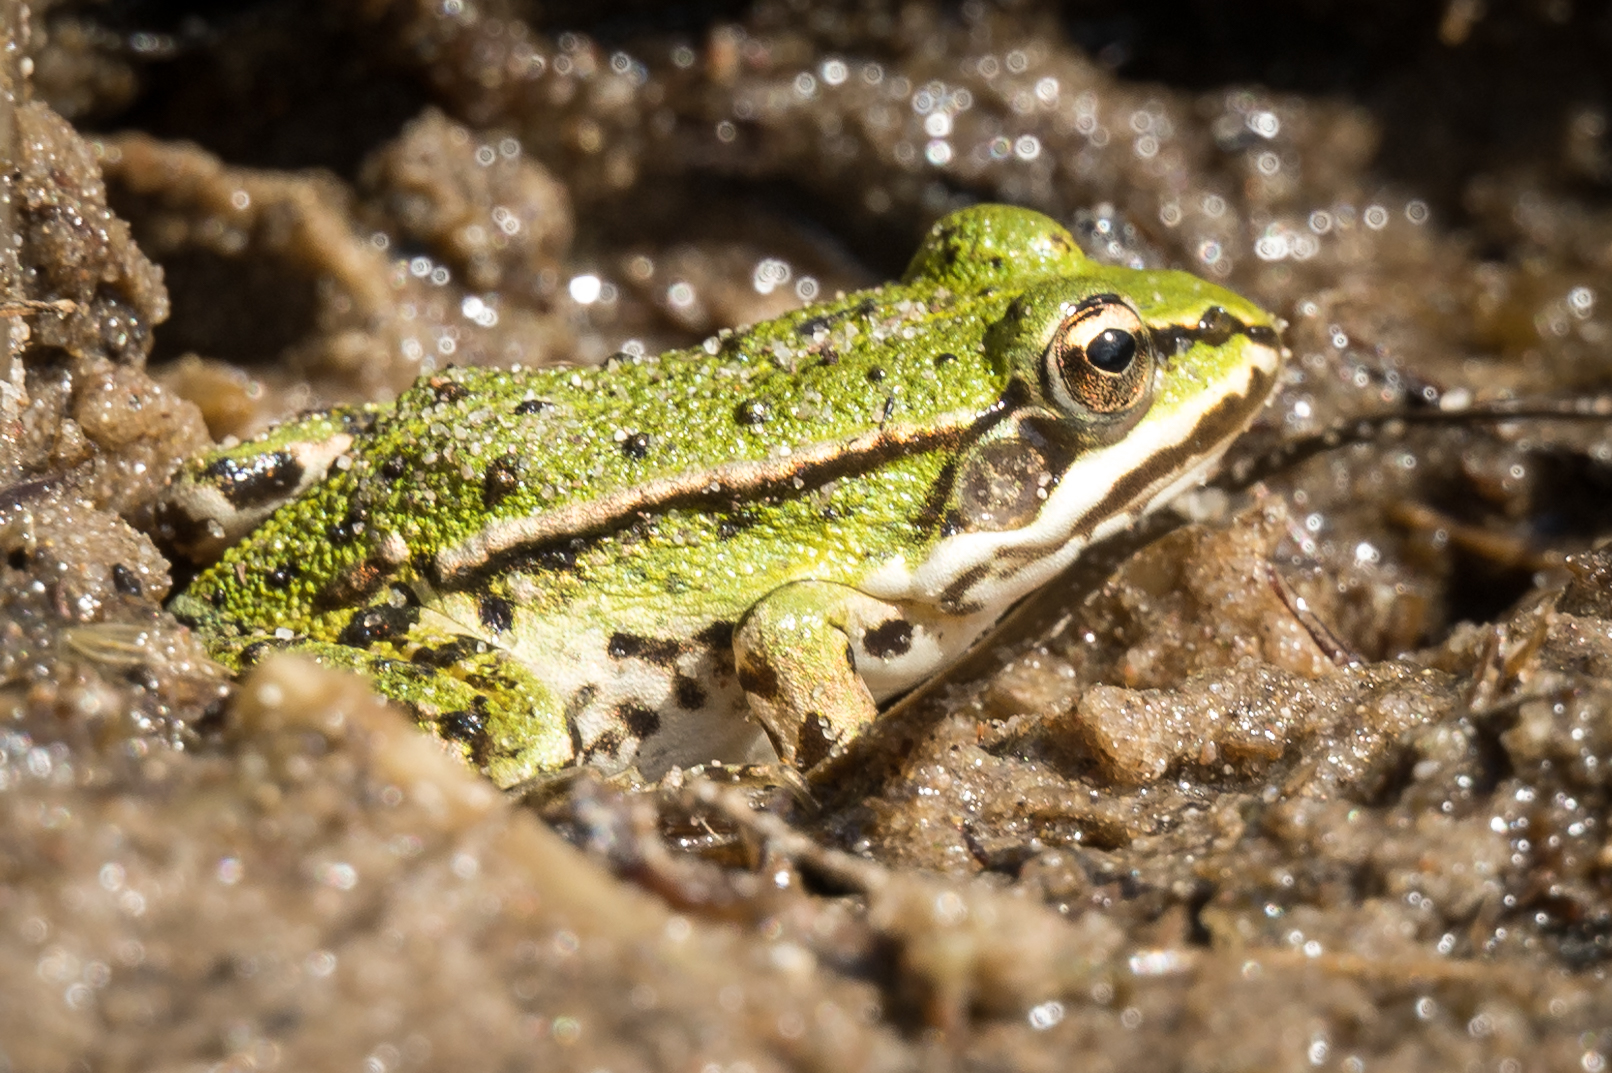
[[431, 388, 1028, 585]]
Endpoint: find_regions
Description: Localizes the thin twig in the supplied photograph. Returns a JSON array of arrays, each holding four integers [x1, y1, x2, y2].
[[0, 297, 77, 318], [1224, 396, 1612, 492]]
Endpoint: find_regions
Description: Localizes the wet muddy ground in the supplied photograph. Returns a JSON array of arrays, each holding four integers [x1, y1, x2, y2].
[[4, 1, 1612, 1069]]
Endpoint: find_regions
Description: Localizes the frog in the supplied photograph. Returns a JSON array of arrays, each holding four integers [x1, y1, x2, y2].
[[163, 204, 1283, 789]]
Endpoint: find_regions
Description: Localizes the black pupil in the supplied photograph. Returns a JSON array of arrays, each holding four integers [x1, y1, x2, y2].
[[1086, 328, 1137, 373]]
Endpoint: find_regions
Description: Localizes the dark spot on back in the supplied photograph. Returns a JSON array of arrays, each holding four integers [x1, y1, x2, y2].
[[6, 548, 27, 570], [514, 398, 553, 416], [380, 456, 407, 481], [327, 507, 368, 546], [621, 432, 651, 460], [717, 509, 760, 540], [111, 563, 143, 597], [608, 631, 682, 665], [202, 450, 304, 510], [935, 351, 958, 366], [313, 559, 392, 612], [337, 602, 419, 647], [479, 593, 514, 633], [674, 675, 707, 710], [429, 378, 469, 404], [796, 313, 833, 337], [267, 565, 296, 590], [619, 703, 662, 739], [483, 455, 522, 508], [866, 366, 886, 383], [735, 399, 770, 426], [863, 618, 914, 659]]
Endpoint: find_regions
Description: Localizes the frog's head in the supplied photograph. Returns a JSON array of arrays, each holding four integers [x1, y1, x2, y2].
[[887, 205, 1284, 613]]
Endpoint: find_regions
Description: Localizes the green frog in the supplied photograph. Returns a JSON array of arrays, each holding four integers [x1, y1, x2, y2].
[[164, 205, 1283, 788]]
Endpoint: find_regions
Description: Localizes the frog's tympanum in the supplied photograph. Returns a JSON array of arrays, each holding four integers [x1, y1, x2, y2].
[[166, 205, 1283, 787]]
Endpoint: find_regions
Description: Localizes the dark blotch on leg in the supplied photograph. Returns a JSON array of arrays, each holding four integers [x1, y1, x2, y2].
[[337, 603, 419, 647], [479, 593, 514, 633], [439, 696, 492, 765], [738, 657, 780, 700], [586, 728, 625, 762], [674, 674, 707, 710], [619, 703, 662, 739], [607, 631, 681, 665], [795, 713, 835, 771], [862, 618, 914, 659], [439, 706, 486, 744]]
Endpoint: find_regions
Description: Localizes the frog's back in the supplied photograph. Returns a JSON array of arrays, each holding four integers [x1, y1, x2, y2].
[[375, 284, 1013, 571]]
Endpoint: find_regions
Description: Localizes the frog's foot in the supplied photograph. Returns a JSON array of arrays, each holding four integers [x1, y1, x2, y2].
[[229, 632, 576, 788], [733, 580, 929, 772]]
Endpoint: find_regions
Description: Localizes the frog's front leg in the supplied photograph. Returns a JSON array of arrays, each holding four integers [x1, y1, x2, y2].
[[734, 580, 935, 771]]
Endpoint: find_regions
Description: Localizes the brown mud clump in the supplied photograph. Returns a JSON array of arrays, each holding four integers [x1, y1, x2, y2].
[[3, 2, 1612, 1070]]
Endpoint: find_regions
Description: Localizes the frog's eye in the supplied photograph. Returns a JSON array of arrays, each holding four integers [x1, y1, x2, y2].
[[1044, 294, 1154, 417]]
